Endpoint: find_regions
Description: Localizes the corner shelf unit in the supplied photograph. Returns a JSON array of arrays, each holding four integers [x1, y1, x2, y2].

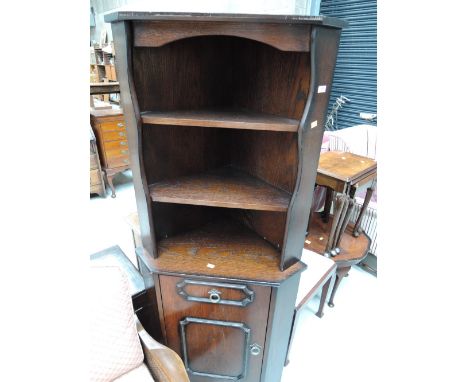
[[110, 14, 345, 272], [108, 12, 345, 382]]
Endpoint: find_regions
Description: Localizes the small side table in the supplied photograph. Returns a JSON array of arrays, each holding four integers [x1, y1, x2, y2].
[[316, 151, 377, 237], [305, 212, 370, 308]]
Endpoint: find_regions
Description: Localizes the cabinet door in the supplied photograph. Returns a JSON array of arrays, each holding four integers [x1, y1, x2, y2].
[[159, 275, 271, 382]]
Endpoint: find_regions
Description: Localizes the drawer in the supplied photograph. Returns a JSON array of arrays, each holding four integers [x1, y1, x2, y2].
[[90, 169, 101, 185], [159, 276, 270, 382], [90, 153, 99, 170], [99, 120, 126, 132], [104, 140, 128, 150], [106, 148, 129, 159], [102, 130, 127, 142], [107, 156, 130, 168]]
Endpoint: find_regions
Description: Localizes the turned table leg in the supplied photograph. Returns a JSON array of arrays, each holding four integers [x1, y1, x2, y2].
[[321, 187, 334, 223], [353, 181, 376, 237], [316, 277, 332, 318], [328, 266, 351, 308], [106, 172, 116, 198]]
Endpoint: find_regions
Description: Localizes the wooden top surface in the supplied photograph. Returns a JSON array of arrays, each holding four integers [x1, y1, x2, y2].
[[149, 166, 291, 212], [317, 151, 377, 183], [104, 11, 347, 29], [305, 212, 370, 264], [90, 108, 124, 118], [141, 110, 299, 132], [137, 219, 306, 286]]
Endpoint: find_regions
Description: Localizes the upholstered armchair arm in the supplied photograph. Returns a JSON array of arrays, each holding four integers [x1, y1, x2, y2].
[[135, 316, 190, 382]]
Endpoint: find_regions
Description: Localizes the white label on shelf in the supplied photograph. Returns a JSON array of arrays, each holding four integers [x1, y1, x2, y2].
[[318, 85, 327, 93], [311, 120, 318, 129], [206, 263, 215, 269]]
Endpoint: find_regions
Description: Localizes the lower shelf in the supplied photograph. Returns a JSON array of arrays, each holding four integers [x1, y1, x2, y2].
[[305, 212, 371, 265], [138, 219, 305, 285]]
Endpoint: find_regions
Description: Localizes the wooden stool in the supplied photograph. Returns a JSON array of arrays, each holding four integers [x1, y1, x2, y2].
[[284, 248, 336, 365], [317, 151, 376, 237], [305, 212, 370, 308]]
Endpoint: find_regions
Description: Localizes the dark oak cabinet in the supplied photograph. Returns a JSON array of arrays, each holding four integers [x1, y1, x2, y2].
[[107, 11, 345, 382]]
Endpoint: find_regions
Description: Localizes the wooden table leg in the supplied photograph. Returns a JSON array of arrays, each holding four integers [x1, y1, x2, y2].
[[105, 171, 116, 198], [328, 266, 351, 308], [353, 182, 376, 237], [316, 277, 332, 318], [321, 187, 334, 223]]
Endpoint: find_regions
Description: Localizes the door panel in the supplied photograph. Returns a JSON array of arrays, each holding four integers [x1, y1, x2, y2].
[[159, 275, 271, 382]]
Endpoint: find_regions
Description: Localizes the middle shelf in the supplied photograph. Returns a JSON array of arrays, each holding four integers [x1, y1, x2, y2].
[[141, 109, 300, 132], [149, 166, 291, 212]]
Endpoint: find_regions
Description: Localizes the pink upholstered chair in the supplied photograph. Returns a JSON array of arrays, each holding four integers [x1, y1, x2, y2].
[[90, 265, 189, 382]]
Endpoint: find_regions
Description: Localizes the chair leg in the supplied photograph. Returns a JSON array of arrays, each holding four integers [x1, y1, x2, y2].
[[328, 266, 351, 308], [316, 277, 332, 318]]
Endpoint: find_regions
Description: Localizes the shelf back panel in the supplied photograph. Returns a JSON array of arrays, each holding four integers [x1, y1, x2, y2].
[[132, 35, 310, 120]]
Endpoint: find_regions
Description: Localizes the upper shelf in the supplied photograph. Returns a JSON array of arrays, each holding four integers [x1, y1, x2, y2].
[[149, 166, 291, 212], [141, 110, 299, 132]]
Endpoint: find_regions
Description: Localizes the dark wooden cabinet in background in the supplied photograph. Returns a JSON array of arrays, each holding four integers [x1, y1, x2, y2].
[[107, 11, 345, 382]]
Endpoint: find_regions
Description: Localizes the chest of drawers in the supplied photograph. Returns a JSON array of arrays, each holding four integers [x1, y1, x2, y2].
[[90, 127, 105, 197], [90, 108, 130, 197]]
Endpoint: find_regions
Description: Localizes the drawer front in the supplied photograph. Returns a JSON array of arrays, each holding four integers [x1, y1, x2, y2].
[[160, 275, 270, 382], [99, 120, 126, 132], [90, 169, 101, 185], [107, 156, 130, 168], [106, 148, 129, 159], [102, 130, 127, 142], [90, 153, 99, 170], [104, 140, 128, 150]]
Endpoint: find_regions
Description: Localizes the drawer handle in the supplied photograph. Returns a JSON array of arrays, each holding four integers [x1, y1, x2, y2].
[[250, 344, 262, 356], [208, 289, 221, 303], [120, 141, 127, 146], [176, 279, 254, 307], [117, 123, 124, 127], [121, 150, 128, 155], [119, 132, 126, 137], [123, 159, 129, 164]]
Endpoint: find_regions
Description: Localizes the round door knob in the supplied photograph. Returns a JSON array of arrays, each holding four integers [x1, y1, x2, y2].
[[208, 289, 221, 303], [250, 344, 262, 356]]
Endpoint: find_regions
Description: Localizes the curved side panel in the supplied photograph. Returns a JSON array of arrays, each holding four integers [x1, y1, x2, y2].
[[112, 21, 157, 257], [133, 20, 310, 52], [281, 26, 343, 270]]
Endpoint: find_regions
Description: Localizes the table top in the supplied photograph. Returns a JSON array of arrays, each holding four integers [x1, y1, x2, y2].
[[90, 245, 144, 296], [317, 151, 377, 184]]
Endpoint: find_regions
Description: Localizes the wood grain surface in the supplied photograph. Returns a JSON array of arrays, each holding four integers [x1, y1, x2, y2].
[[141, 109, 299, 132], [134, 20, 311, 52], [149, 166, 291, 211], [306, 212, 370, 265], [317, 151, 377, 183], [160, 275, 271, 382], [138, 219, 305, 285]]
